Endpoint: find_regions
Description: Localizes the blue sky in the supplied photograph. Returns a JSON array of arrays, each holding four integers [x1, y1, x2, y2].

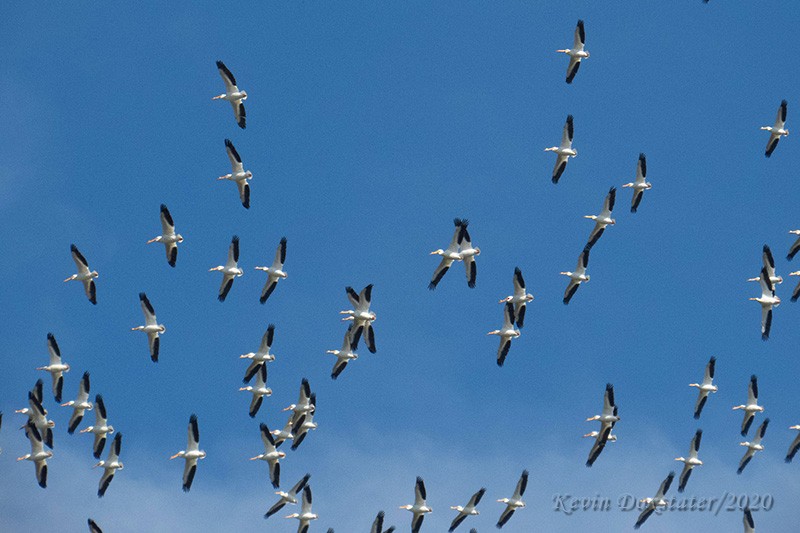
[[2, 1, 800, 531]]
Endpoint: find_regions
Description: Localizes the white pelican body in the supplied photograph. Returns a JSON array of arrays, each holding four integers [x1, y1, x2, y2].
[[546, 114, 577, 183], [584, 187, 616, 249], [37, 333, 70, 403], [327, 325, 360, 380], [400, 477, 432, 533], [255, 237, 287, 303], [750, 267, 780, 340], [690, 356, 717, 419], [497, 470, 527, 528], [65, 244, 98, 304], [290, 394, 317, 451], [561, 248, 590, 304], [17, 421, 51, 488], [271, 417, 297, 448], [733, 375, 764, 436], [429, 218, 466, 290], [585, 407, 618, 468], [241, 324, 277, 382], [285, 485, 317, 532], [623, 153, 651, 213], [16, 390, 55, 449], [449, 487, 485, 532], [499, 267, 534, 328], [240, 363, 271, 418], [81, 395, 113, 459], [747, 245, 782, 286], [251, 423, 285, 489], [557, 19, 589, 84], [210, 235, 243, 302], [488, 302, 520, 367], [341, 284, 377, 353], [676, 429, 703, 492], [95, 432, 123, 498], [218, 139, 252, 208], [131, 292, 165, 363], [634, 472, 675, 529], [761, 99, 788, 157], [62, 371, 92, 434], [147, 204, 183, 267], [265, 473, 310, 518], [458, 221, 480, 288], [170, 414, 206, 492], [738, 418, 769, 474], [213, 60, 247, 129], [283, 378, 314, 419]]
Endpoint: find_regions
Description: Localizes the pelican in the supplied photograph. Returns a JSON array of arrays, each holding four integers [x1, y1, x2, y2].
[[587, 383, 620, 425], [218, 139, 252, 209], [561, 248, 590, 304], [213, 60, 246, 129], [371, 510, 395, 533], [789, 270, 800, 302], [488, 302, 520, 367], [499, 267, 534, 328], [546, 115, 577, 184], [170, 414, 206, 492], [285, 485, 317, 532], [583, 429, 617, 442], [81, 395, 113, 459], [290, 394, 318, 451], [61, 371, 92, 434], [429, 218, 467, 290], [690, 356, 718, 419], [584, 187, 616, 250], [458, 221, 480, 288], [241, 324, 277, 382], [255, 237, 288, 303], [147, 204, 183, 267], [634, 472, 675, 529], [734, 375, 764, 436], [239, 363, 271, 418], [557, 20, 589, 84], [676, 429, 703, 492], [787, 229, 800, 260], [449, 487, 485, 532], [131, 292, 165, 363], [738, 418, 769, 474], [341, 284, 377, 353], [747, 245, 782, 286], [16, 391, 54, 449], [400, 476, 432, 533], [251, 423, 285, 489], [37, 333, 70, 403], [283, 378, 314, 419], [88, 519, 103, 533], [743, 507, 755, 533], [95, 433, 123, 498], [585, 412, 617, 468], [17, 421, 51, 488], [749, 267, 779, 340], [786, 425, 800, 463], [622, 153, 651, 213], [327, 325, 361, 380], [265, 473, 310, 518], [761, 99, 788, 157], [497, 470, 527, 528], [210, 235, 243, 302], [65, 244, 98, 305], [271, 415, 297, 448]]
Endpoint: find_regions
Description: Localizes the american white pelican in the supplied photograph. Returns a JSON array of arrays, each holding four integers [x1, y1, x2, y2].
[[213, 61, 247, 129], [738, 418, 769, 474], [170, 414, 206, 492], [585, 412, 617, 468], [290, 394, 318, 451], [747, 245, 782, 286], [622, 153, 651, 213], [371, 510, 395, 533], [546, 115, 577, 184], [583, 429, 617, 442], [16, 390, 55, 449], [690, 356, 717, 419], [327, 325, 360, 380], [788, 229, 800, 260], [429, 218, 466, 290], [95, 433, 123, 498], [241, 324, 277, 382], [743, 507, 755, 533], [733, 375, 764, 436], [37, 333, 70, 402], [449, 487, 485, 532], [65, 244, 98, 305], [786, 425, 800, 463], [255, 237, 288, 303], [18, 421, 51, 488], [81, 395, 114, 459], [488, 302, 520, 367], [587, 383, 620, 425], [252, 423, 285, 489], [271, 416, 297, 448], [341, 284, 377, 353], [147, 204, 183, 267], [239, 363, 271, 418], [749, 267, 779, 340], [497, 470, 527, 528], [285, 485, 317, 532], [499, 267, 534, 328], [265, 473, 310, 518], [210, 235, 243, 302], [458, 221, 480, 288], [789, 270, 800, 302], [557, 20, 589, 84], [400, 476, 432, 533], [283, 378, 315, 419], [131, 292, 165, 363], [62, 371, 92, 434], [584, 187, 616, 250], [219, 139, 252, 209], [88, 518, 103, 533], [561, 248, 590, 304], [761, 99, 788, 157], [634, 472, 675, 529], [676, 429, 703, 492]]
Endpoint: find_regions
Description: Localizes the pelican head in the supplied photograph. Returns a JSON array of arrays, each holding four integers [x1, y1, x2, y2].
[[176, 234, 184, 243], [240, 91, 248, 100], [474, 247, 481, 255], [91, 271, 99, 278], [245, 170, 253, 179]]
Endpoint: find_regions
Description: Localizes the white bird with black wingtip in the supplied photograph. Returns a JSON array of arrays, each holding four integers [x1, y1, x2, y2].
[[341, 284, 377, 353], [131, 292, 165, 363], [250, 423, 285, 489], [690, 356, 717, 419], [584, 187, 616, 250], [557, 20, 589, 84], [255, 237, 288, 303], [622, 153, 651, 213], [210, 235, 243, 302], [546, 115, 577, 184], [147, 204, 183, 267], [488, 302, 520, 367], [429, 218, 467, 290], [65, 244, 98, 304], [449, 487, 485, 532], [675, 429, 703, 492], [634, 471, 675, 529], [499, 267, 534, 328], [761, 99, 788, 157], [400, 477, 432, 533], [218, 139, 252, 209], [81, 394, 114, 459], [738, 418, 769, 474], [239, 363, 271, 418], [733, 375, 764, 436], [170, 414, 206, 492], [213, 61, 247, 129], [749, 266, 780, 340], [36, 333, 70, 403], [241, 324, 277, 382], [265, 473, 310, 519], [95, 433, 123, 498], [497, 470, 527, 528], [17, 421, 51, 488], [561, 248, 590, 304], [61, 371, 92, 434]]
